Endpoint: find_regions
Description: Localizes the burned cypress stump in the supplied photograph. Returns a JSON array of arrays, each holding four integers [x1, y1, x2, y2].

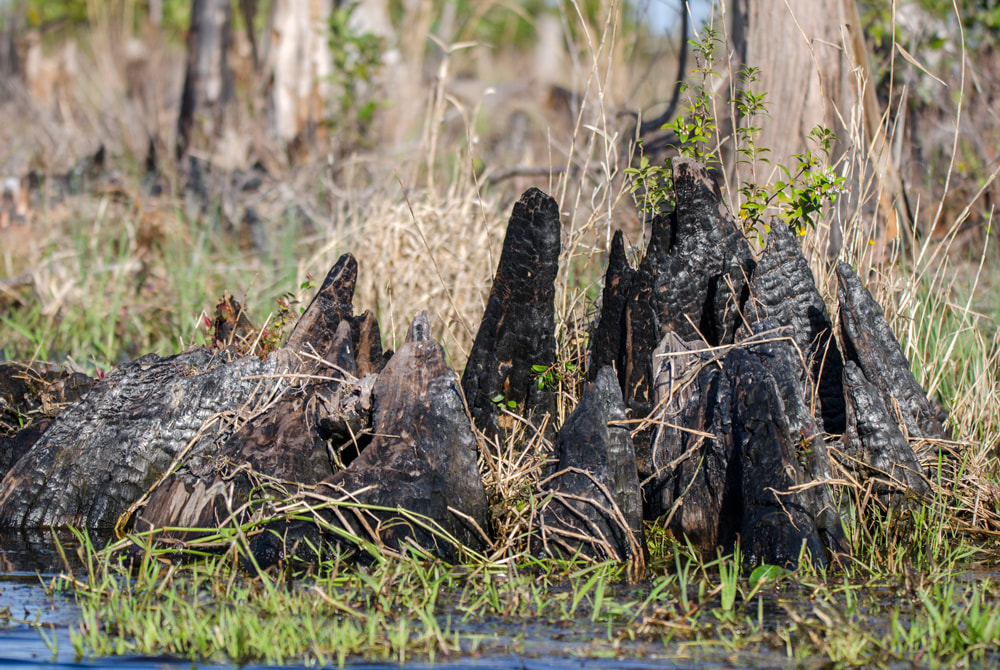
[[461, 187, 560, 441], [254, 313, 489, 565], [645, 325, 846, 568], [591, 158, 754, 483], [134, 255, 385, 534], [725, 347, 830, 569], [738, 321, 847, 558], [0, 347, 283, 529], [842, 361, 932, 503], [744, 221, 846, 434], [837, 262, 947, 448], [535, 367, 644, 566], [286, 253, 360, 361], [645, 332, 738, 547], [588, 230, 634, 382]]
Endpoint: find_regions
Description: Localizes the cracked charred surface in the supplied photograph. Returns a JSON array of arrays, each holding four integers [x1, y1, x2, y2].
[[0, 347, 282, 529], [744, 221, 846, 434], [588, 230, 634, 384], [842, 360, 932, 503], [738, 320, 847, 560], [646, 326, 846, 568], [0, 363, 94, 480], [535, 366, 644, 565], [461, 187, 560, 442], [726, 346, 832, 569], [253, 313, 489, 565], [646, 332, 737, 548], [134, 256, 384, 535], [592, 158, 754, 484], [837, 262, 948, 453]]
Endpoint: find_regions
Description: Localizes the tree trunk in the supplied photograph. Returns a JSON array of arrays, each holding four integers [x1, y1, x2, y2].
[[264, 0, 333, 148], [176, 0, 235, 161], [730, 0, 909, 259], [0, 1, 22, 83]]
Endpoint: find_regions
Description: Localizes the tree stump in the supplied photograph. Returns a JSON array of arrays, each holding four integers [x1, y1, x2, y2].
[[590, 158, 755, 493], [461, 187, 560, 442], [133, 254, 385, 535], [534, 366, 644, 569], [252, 312, 489, 565], [743, 221, 846, 434]]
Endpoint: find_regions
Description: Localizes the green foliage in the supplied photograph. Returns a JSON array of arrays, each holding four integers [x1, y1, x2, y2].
[[531, 361, 578, 391], [327, 2, 385, 129], [740, 126, 849, 235], [668, 27, 723, 167], [626, 29, 848, 236]]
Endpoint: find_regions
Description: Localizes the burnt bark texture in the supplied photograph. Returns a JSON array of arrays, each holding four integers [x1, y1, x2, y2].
[[726, 346, 830, 569], [744, 221, 846, 434], [609, 157, 754, 488], [134, 254, 383, 534], [0, 348, 282, 529], [645, 325, 846, 568], [254, 313, 489, 564], [0, 363, 94, 480], [461, 187, 560, 440], [646, 332, 738, 548], [738, 320, 847, 559], [836, 261, 947, 452], [535, 366, 644, 563], [842, 360, 932, 502], [587, 230, 634, 382]]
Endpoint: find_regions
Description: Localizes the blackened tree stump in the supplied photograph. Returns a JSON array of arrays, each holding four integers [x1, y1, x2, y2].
[[461, 187, 560, 442], [744, 221, 846, 434], [253, 312, 489, 565], [837, 262, 948, 449], [534, 366, 644, 568], [134, 254, 385, 535], [0, 173, 957, 573], [0, 348, 283, 529], [590, 158, 755, 483]]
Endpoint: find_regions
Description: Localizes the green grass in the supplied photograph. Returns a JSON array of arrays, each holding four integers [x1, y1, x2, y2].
[[48, 525, 1000, 668]]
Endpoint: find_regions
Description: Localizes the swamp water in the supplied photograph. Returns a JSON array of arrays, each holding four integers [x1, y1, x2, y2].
[[1, 532, 995, 669]]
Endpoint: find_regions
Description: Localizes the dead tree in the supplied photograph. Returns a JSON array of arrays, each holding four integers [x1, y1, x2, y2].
[[176, 0, 235, 161]]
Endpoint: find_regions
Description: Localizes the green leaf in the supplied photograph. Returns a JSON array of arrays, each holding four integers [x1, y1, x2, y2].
[[748, 564, 785, 589]]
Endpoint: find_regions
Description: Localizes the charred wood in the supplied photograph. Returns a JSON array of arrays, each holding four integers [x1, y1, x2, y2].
[[0, 347, 282, 529], [534, 367, 644, 566], [646, 332, 738, 548], [837, 261, 947, 451], [253, 313, 489, 565], [461, 187, 560, 441], [744, 221, 845, 434], [609, 158, 754, 474], [842, 360, 932, 503], [134, 257, 385, 535], [587, 230, 634, 383]]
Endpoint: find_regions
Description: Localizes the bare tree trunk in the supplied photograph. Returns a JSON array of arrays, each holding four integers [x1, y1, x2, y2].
[[265, 0, 332, 149], [176, 0, 235, 161], [730, 0, 909, 260], [0, 1, 23, 83]]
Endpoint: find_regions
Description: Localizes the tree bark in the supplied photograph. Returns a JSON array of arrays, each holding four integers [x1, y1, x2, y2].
[[176, 0, 235, 161], [730, 0, 909, 258]]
